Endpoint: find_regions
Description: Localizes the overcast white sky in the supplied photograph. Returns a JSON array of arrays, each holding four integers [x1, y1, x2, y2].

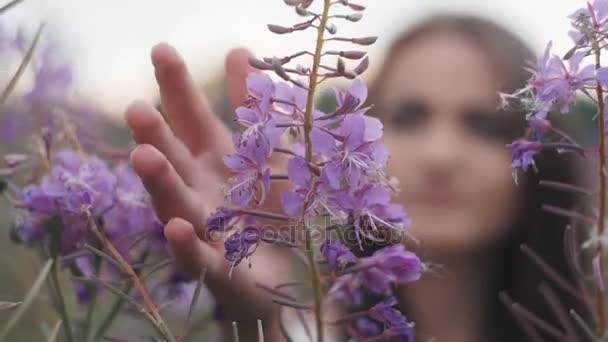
[[2, 0, 580, 114]]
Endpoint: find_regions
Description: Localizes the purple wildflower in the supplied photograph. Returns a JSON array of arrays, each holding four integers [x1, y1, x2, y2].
[[320, 239, 357, 272], [506, 139, 542, 172], [322, 115, 388, 189], [207, 207, 241, 232], [224, 226, 262, 270], [334, 185, 411, 248], [368, 297, 407, 327], [224, 133, 271, 206], [359, 244, 421, 295], [529, 42, 595, 114], [346, 317, 383, 340], [329, 245, 421, 303]]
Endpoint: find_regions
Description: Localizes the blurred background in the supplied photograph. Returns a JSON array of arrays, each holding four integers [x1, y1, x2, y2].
[[1, 0, 580, 115]]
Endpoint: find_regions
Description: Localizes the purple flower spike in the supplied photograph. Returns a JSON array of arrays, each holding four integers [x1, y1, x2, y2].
[[506, 140, 542, 172], [320, 239, 357, 272]]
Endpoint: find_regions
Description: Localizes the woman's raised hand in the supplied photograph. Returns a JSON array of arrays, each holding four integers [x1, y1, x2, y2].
[[125, 43, 288, 338]]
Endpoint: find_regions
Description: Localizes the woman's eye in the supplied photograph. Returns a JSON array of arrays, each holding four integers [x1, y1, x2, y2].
[[388, 102, 428, 128], [464, 110, 519, 142]]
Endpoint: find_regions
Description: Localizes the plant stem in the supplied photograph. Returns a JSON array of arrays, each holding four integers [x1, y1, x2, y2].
[[49, 258, 75, 342], [302, 1, 331, 341], [83, 241, 103, 341], [89, 219, 177, 342], [89, 251, 149, 342], [594, 37, 606, 336]]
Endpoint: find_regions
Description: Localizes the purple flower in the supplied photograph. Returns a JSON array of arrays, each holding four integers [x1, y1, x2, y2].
[[11, 150, 116, 255], [346, 317, 383, 340], [329, 245, 421, 303], [359, 244, 421, 295], [598, 67, 608, 89], [280, 156, 343, 218], [527, 115, 552, 140], [334, 185, 411, 248], [568, 1, 608, 44], [334, 78, 369, 116], [207, 206, 241, 232], [506, 140, 542, 172], [236, 74, 285, 150], [368, 297, 407, 327], [320, 239, 357, 272], [327, 273, 364, 305], [224, 133, 271, 206], [529, 42, 595, 114], [322, 115, 389, 189], [224, 226, 262, 269]]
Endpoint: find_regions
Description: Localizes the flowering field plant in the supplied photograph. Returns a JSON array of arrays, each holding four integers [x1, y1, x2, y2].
[[0, 0, 422, 341]]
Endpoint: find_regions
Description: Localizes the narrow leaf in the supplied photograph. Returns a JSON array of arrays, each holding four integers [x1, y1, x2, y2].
[[0, 302, 21, 311], [0, 23, 44, 104], [0, 259, 53, 342], [178, 267, 206, 339], [46, 320, 62, 342]]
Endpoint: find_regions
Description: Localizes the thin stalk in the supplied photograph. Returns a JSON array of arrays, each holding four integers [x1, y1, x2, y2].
[[83, 240, 103, 341], [88, 218, 177, 342], [593, 36, 606, 336], [301, 1, 332, 341], [49, 258, 75, 342], [89, 250, 148, 342]]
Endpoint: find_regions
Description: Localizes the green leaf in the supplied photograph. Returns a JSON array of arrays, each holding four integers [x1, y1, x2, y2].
[[0, 259, 53, 342]]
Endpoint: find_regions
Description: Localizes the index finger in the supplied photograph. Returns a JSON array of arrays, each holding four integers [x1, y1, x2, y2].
[[152, 43, 230, 156]]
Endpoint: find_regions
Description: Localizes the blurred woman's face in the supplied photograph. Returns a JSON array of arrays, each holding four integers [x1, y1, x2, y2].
[[378, 32, 520, 252]]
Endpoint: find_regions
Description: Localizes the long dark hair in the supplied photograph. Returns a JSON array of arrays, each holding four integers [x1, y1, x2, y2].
[[367, 15, 588, 341]]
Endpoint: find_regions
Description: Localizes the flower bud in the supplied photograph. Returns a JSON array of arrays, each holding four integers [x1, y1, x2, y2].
[[272, 58, 291, 81], [300, 0, 313, 8], [340, 50, 366, 59], [348, 2, 366, 11], [295, 6, 311, 16], [351, 36, 378, 45], [343, 70, 357, 79], [336, 58, 346, 74], [283, 0, 301, 5], [268, 24, 293, 34], [346, 13, 363, 22], [354, 56, 370, 75], [248, 57, 273, 70], [293, 21, 312, 31], [326, 23, 337, 34], [296, 64, 311, 74]]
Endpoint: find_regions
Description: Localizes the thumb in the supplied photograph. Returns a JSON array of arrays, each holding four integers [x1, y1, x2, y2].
[[164, 217, 223, 279]]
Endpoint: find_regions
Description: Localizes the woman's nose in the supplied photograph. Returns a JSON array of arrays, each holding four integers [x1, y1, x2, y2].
[[419, 120, 465, 170]]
